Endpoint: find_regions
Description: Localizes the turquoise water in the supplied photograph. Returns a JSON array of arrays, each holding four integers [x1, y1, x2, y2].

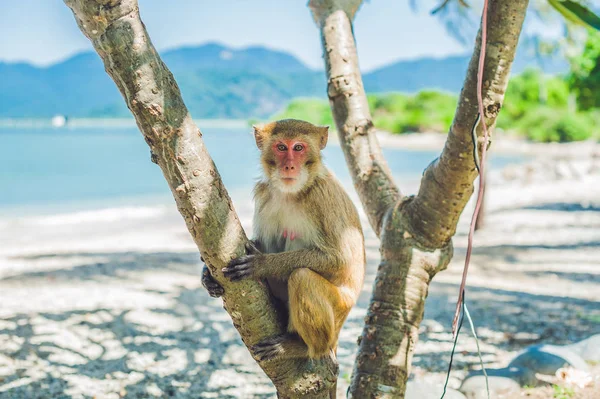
[[0, 126, 520, 214]]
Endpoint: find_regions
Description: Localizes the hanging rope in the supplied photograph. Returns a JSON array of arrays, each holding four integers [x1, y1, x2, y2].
[[441, 291, 490, 398], [452, 0, 491, 337], [441, 0, 492, 397]]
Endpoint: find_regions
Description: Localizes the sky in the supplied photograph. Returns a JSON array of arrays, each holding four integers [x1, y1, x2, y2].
[[0, 0, 471, 72]]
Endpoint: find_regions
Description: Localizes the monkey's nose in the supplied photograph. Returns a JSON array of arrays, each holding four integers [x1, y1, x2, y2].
[[285, 166, 295, 170]]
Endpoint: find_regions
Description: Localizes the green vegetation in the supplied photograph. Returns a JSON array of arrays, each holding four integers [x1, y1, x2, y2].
[[367, 91, 456, 133], [274, 69, 600, 143], [273, 98, 334, 127], [576, 311, 600, 324], [569, 30, 600, 110], [274, 91, 458, 134], [497, 69, 600, 142], [552, 384, 575, 399]]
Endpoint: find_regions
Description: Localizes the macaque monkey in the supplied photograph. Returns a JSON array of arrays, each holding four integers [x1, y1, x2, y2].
[[202, 119, 365, 361]]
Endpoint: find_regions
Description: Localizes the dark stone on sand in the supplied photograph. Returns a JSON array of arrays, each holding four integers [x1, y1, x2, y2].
[[508, 344, 589, 375]]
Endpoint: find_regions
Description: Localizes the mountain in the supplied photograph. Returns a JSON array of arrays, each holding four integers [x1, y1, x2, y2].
[[364, 53, 568, 93], [0, 43, 325, 119], [364, 55, 470, 93], [0, 42, 567, 119], [162, 43, 310, 74]]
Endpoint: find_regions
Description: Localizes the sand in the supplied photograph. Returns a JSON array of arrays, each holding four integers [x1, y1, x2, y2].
[[1, 134, 599, 398]]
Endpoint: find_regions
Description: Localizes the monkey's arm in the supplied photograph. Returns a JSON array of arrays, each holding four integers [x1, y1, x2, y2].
[[223, 247, 341, 281]]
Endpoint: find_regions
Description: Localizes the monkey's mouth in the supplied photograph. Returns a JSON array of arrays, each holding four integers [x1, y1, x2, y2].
[[281, 177, 297, 184]]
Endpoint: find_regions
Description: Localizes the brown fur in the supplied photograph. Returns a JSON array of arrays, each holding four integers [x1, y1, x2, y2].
[[249, 119, 366, 360]]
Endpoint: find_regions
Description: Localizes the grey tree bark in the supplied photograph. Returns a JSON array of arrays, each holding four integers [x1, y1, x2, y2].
[[62, 1, 337, 397], [310, 0, 529, 397]]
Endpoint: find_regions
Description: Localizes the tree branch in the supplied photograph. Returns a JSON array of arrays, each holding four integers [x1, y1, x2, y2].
[[63, 1, 337, 396], [310, 0, 401, 237], [309, 0, 529, 397], [406, 0, 530, 248]]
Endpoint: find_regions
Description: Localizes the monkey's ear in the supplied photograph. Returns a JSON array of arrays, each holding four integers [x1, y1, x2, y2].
[[319, 126, 329, 150], [253, 124, 266, 150]]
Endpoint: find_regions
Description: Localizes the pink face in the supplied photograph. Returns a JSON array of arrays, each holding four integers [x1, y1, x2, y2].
[[272, 139, 309, 184]]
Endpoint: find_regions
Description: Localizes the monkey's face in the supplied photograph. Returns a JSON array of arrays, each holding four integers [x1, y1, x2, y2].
[[254, 119, 328, 193], [265, 138, 311, 194]]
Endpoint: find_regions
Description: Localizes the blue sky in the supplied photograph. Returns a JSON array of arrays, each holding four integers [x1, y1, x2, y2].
[[0, 0, 472, 71]]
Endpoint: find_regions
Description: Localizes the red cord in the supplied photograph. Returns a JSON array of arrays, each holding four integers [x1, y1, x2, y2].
[[452, 0, 490, 338]]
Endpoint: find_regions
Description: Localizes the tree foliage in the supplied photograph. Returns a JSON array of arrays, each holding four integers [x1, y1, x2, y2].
[[497, 68, 599, 142], [368, 91, 457, 133], [569, 30, 600, 110]]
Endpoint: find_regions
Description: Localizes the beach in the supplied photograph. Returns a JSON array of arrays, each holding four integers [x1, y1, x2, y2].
[[1, 132, 599, 398]]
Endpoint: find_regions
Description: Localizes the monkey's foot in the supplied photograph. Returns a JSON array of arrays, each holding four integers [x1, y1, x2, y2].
[[251, 336, 286, 362], [251, 335, 308, 362], [201, 265, 224, 298]]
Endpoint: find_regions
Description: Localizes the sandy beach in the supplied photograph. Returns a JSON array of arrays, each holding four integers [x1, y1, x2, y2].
[[1, 134, 599, 398]]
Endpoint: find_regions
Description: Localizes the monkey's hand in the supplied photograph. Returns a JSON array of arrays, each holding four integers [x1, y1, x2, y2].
[[201, 261, 224, 298], [222, 242, 262, 282]]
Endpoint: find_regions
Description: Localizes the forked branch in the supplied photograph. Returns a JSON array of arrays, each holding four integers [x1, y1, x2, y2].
[[63, 0, 337, 397], [312, 0, 529, 397]]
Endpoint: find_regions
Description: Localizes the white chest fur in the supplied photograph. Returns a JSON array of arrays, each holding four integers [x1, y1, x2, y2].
[[254, 193, 320, 253]]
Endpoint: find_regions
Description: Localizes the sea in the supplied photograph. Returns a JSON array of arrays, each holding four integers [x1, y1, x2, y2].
[[0, 124, 522, 217]]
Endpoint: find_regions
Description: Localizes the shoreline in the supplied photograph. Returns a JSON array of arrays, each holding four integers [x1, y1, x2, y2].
[[3, 117, 599, 159], [374, 129, 600, 157], [1, 128, 597, 220]]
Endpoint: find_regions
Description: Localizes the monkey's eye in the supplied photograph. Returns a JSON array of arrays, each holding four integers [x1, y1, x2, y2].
[[277, 144, 287, 152], [293, 144, 304, 152]]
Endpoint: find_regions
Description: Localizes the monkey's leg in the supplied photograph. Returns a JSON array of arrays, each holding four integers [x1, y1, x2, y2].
[[288, 268, 348, 359]]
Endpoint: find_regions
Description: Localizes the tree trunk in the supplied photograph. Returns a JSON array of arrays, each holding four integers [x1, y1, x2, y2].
[[63, 1, 337, 397], [311, 0, 529, 397], [309, 0, 400, 237]]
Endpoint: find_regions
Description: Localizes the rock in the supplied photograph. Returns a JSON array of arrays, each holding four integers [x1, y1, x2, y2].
[[566, 334, 600, 363], [460, 373, 520, 399], [508, 344, 589, 375], [467, 366, 536, 386], [459, 342, 593, 398], [406, 381, 466, 399]]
